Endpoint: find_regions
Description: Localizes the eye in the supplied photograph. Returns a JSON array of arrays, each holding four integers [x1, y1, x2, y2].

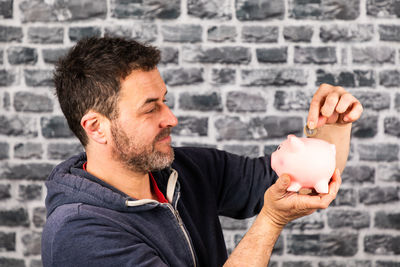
[[277, 145, 281, 150]]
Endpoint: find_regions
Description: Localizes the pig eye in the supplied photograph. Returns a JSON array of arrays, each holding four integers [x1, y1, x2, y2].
[[277, 145, 281, 150]]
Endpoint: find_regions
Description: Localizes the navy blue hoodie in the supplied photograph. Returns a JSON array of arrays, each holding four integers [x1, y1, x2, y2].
[[41, 147, 277, 267]]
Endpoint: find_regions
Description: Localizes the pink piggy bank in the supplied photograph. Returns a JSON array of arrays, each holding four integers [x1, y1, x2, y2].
[[271, 134, 336, 194]]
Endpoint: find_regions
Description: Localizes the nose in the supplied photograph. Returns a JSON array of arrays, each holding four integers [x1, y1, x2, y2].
[[160, 105, 178, 128]]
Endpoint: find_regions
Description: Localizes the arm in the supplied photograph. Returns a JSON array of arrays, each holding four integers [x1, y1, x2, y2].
[[224, 169, 341, 266], [306, 84, 363, 173]]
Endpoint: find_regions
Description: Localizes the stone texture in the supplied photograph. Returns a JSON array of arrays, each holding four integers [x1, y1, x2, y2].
[[111, 0, 179, 19], [285, 211, 324, 230], [0, 69, 16, 86], [222, 145, 259, 158], [0, 162, 54, 181], [41, 116, 74, 139], [30, 259, 42, 267], [256, 47, 287, 63], [352, 47, 395, 64], [318, 261, 372, 267], [236, 0, 284, 20], [367, 0, 400, 18], [0, 258, 25, 267], [188, 0, 232, 20], [0, 26, 23, 42], [162, 68, 203, 86], [320, 24, 374, 42], [179, 92, 222, 111], [132, 24, 158, 43], [27, 27, 63, 44], [352, 92, 390, 111], [0, 208, 29, 227], [172, 116, 208, 137], [331, 188, 356, 207], [351, 114, 378, 138], [42, 48, 69, 64], [289, 0, 360, 20], [183, 46, 251, 64], [20, 0, 107, 22], [241, 69, 308, 86], [327, 210, 370, 229], [0, 232, 15, 251], [294, 46, 337, 64], [376, 261, 400, 267], [219, 216, 250, 230], [375, 211, 400, 230], [33, 207, 46, 228], [24, 69, 54, 87], [274, 90, 312, 111], [358, 144, 399, 162], [316, 69, 375, 88], [377, 163, 400, 182], [396, 93, 400, 111], [160, 47, 179, 65], [211, 68, 235, 84], [0, 143, 8, 160], [13, 92, 53, 112], [380, 70, 400, 87], [21, 231, 41, 256], [364, 235, 400, 255], [0, 115, 37, 137], [379, 25, 400, 41], [47, 143, 84, 160], [283, 262, 312, 267], [207, 26, 236, 42], [359, 187, 399, 205], [226, 91, 266, 112], [283, 26, 313, 42], [104, 26, 132, 38], [0, 184, 11, 200], [384, 117, 400, 137], [241, 26, 278, 43], [0, 0, 12, 19], [69, 27, 101, 42], [18, 184, 42, 201], [7, 47, 37, 65], [341, 165, 375, 184], [14, 143, 43, 159]]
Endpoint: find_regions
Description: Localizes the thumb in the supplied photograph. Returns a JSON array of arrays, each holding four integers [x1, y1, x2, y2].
[[275, 174, 291, 193]]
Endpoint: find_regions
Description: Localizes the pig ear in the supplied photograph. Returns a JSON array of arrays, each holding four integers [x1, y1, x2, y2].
[[288, 134, 304, 153]]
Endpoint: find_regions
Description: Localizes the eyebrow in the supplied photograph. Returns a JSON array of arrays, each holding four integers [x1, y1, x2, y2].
[[140, 90, 168, 108]]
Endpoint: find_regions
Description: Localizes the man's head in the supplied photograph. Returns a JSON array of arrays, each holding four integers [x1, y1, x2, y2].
[[54, 37, 178, 173]]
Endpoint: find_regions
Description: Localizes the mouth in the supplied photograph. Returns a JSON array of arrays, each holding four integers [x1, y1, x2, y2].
[[155, 129, 172, 143]]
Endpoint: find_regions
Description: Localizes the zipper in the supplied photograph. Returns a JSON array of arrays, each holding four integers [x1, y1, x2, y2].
[[166, 192, 197, 267]]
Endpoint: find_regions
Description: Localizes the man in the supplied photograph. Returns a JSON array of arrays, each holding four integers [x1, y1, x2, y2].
[[41, 37, 363, 266]]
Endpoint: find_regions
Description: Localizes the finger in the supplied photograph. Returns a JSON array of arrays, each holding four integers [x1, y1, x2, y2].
[[307, 98, 322, 130], [319, 169, 342, 208], [275, 174, 291, 193], [336, 93, 356, 114], [320, 92, 340, 118], [343, 101, 363, 122]]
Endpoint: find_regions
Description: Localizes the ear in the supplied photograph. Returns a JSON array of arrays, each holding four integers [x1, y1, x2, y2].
[[81, 111, 108, 145], [287, 134, 304, 153]]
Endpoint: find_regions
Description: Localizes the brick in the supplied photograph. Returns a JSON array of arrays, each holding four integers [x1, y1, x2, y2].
[[0, 115, 37, 137], [0, 232, 15, 251], [179, 92, 222, 111], [0, 69, 16, 86], [7, 47, 37, 65], [236, 0, 284, 20], [0, 26, 23, 42], [207, 26, 236, 43], [14, 143, 43, 159], [14, 92, 53, 112], [41, 116, 74, 139], [211, 68, 235, 84], [359, 187, 399, 205], [18, 184, 42, 201], [318, 261, 372, 267], [241, 26, 278, 43], [0, 162, 54, 181], [188, 0, 232, 20], [0, 208, 29, 227], [0, 49, 2, 64], [48, 143, 83, 160], [30, 259, 42, 267], [132, 24, 157, 43], [104, 25, 131, 38], [274, 90, 312, 111], [294, 46, 337, 64], [379, 25, 400, 41], [227, 91, 266, 112], [364, 235, 400, 255], [0, 184, 11, 200], [327, 210, 370, 229], [33, 207, 46, 228], [256, 47, 287, 63], [223, 145, 259, 158], [287, 233, 358, 256], [396, 93, 400, 111], [285, 211, 324, 230], [21, 231, 41, 256], [42, 48, 69, 64], [28, 27, 63, 44], [241, 69, 308, 86], [69, 26, 101, 42], [0, 142, 9, 160], [331, 188, 356, 207], [352, 92, 390, 111], [162, 68, 203, 86], [341, 165, 375, 184], [367, 0, 400, 18], [180, 142, 216, 149], [377, 163, 400, 183], [24, 69, 54, 87], [183, 46, 251, 64], [316, 69, 376, 87], [320, 24, 374, 42], [283, 262, 312, 267], [219, 216, 250, 230], [385, 117, 400, 137], [375, 211, 400, 230], [20, 0, 107, 22], [351, 114, 378, 138], [172, 116, 208, 137], [111, 0, 179, 19], [160, 47, 179, 65], [0, 0, 12, 18], [0, 257, 25, 267], [2, 92, 10, 110], [283, 26, 313, 42], [215, 116, 251, 141], [359, 144, 399, 162], [289, 0, 360, 20], [380, 70, 400, 87], [352, 47, 395, 64], [376, 261, 400, 267], [165, 92, 175, 110]]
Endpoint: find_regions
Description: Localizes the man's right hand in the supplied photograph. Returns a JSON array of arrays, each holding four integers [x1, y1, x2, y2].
[[260, 169, 342, 229]]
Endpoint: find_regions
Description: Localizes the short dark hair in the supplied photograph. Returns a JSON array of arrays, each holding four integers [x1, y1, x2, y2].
[[54, 37, 161, 146]]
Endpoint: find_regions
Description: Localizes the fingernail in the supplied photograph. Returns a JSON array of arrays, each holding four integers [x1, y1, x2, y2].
[[308, 121, 315, 129]]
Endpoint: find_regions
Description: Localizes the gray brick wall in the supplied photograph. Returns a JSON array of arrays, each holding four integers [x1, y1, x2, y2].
[[0, 0, 399, 266]]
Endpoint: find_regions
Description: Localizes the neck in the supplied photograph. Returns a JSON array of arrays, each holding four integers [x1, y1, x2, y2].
[[85, 148, 156, 200]]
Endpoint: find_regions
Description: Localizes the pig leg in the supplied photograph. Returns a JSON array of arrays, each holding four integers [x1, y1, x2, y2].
[[314, 180, 329, 194], [287, 182, 302, 192]]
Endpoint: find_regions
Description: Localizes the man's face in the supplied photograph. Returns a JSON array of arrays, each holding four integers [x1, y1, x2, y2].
[[109, 68, 178, 174]]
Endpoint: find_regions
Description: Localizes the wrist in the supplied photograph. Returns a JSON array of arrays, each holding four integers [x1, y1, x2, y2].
[[259, 208, 286, 231]]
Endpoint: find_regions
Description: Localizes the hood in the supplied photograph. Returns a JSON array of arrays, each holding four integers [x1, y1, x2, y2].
[[45, 152, 178, 218]]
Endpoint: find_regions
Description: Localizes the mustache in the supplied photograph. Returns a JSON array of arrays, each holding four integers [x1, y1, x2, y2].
[[155, 128, 172, 142]]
